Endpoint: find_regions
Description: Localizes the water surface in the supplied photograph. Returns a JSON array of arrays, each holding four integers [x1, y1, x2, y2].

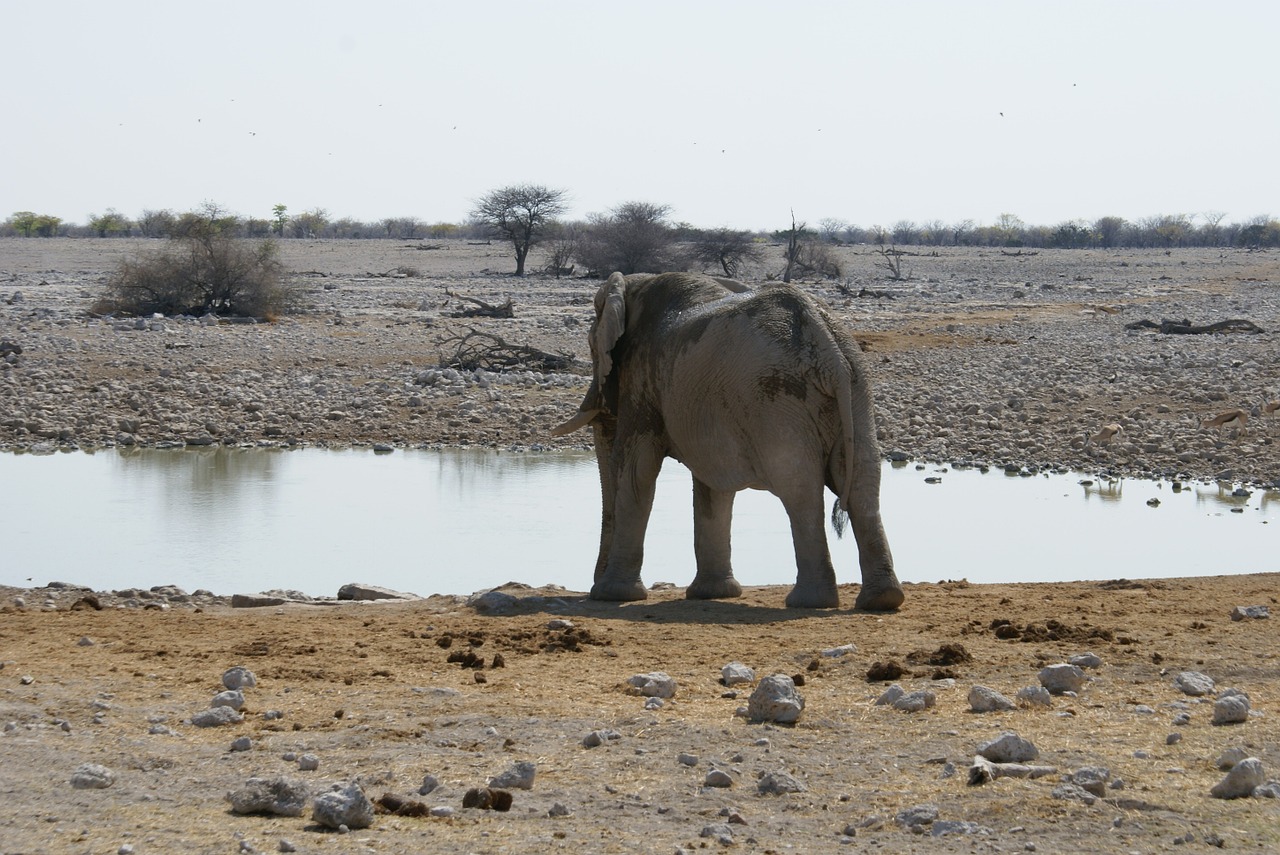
[[0, 449, 1273, 597]]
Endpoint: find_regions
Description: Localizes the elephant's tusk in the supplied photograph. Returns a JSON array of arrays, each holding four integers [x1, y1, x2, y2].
[[551, 408, 600, 436]]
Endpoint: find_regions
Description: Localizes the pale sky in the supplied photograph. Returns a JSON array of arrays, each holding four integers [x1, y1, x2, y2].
[[4, 1, 1277, 232]]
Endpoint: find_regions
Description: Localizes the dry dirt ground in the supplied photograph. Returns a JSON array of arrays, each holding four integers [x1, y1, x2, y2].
[[1, 576, 1278, 854], [1, 240, 1279, 853]]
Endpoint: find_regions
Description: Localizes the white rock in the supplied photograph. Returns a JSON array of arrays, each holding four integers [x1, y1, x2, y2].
[[968, 685, 1016, 712], [1210, 758, 1264, 799], [1038, 664, 1086, 695], [69, 763, 115, 789], [746, 674, 805, 724], [1174, 671, 1215, 697], [192, 706, 243, 728], [1213, 695, 1250, 725], [721, 662, 755, 686], [977, 732, 1039, 763], [489, 760, 536, 790], [757, 770, 806, 795], [226, 776, 309, 816], [874, 684, 906, 706], [222, 666, 258, 690], [312, 781, 374, 829], [704, 769, 733, 788], [893, 690, 937, 712], [1016, 686, 1053, 707], [627, 672, 677, 699], [211, 690, 246, 710]]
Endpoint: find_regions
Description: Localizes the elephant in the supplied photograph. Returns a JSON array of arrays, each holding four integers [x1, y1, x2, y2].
[[552, 271, 903, 610]]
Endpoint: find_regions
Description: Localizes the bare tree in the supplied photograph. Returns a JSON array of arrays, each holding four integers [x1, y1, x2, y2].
[[778, 211, 808, 283], [576, 201, 676, 275], [688, 227, 767, 277], [817, 217, 848, 243], [470, 184, 568, 275]]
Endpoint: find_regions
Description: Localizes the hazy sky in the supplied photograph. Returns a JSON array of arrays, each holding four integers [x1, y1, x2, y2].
[[5, 1, 1278, 231]]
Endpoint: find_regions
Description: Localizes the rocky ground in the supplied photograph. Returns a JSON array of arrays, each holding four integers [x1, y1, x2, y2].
[[2, 239, 1279, 485], [2, 240, 1279, 853], [1, 575, 1278, 853]]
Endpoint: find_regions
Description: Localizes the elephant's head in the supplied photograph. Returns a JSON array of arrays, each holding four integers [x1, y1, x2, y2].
[[551, 272, 628, 437]]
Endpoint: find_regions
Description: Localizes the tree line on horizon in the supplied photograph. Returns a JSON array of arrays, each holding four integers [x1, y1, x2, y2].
[[5, 192, 1279, 260]]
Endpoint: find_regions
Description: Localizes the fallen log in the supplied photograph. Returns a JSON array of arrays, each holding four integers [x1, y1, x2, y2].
[[437, 328, 582, 373], [968, 755, 1058, 786], [1124, 318, 1264, 335], [444, 289, 514, 319]]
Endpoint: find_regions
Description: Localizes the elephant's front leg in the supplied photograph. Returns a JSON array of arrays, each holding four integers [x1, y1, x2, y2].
[[589, 440, 664, 602], [686, 478, 742, 600]]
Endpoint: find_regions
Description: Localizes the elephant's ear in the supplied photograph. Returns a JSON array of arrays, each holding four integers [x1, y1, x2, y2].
[[592, 272, 628, 388]]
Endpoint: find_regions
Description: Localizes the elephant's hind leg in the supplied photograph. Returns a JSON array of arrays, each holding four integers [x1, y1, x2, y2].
[[686, 479, 742, 600], [778, 487, 840, 609]]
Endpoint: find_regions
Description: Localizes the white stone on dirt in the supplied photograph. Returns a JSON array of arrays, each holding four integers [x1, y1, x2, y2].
[[627, 672, 677, 699], [757, 770, 806, 795], [968, 685, 1016, 712], [211, 690, 246, 710], [297, 754, 320, 771], [746, 674, 805, 723], [644, 696, 664, 710], [222, 666, 257, 690], [1230, 605, 1270, 621], [468, 590, 518, 615], [1212, 694, 1251, 725], [874, 684, 905, 706], [418, 775, 440, 795], [1016, 686, 1053, 707], [1217, 747, 1250, 770], [721, 662, 755, 686], [191, 706, 243, 727], [337, 583, 419, 601], [230, 736, 252, 752], [69, 763, 115, 789], [489, 760, 536, 790], [893, 690, 937, 712], [312, 781, 375, 829], [895, 804, 938, 831], [1067, 766, 1111, 796], [226, 777, 309, 816], [977, 732, 1039, 763], [677, 753, 698, 766], [821, 643, 857, 658], [1069, 652, 1103, 669], [704, 769, 733, 788], [1174, 671, 1215, 696], [582, 730, 620, 748], [76, 636, 94, 647], [1038, 664, 1086, 695], [1210, 758, 1264, 799]]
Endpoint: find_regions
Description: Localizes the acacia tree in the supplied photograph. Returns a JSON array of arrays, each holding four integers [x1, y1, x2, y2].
[[470, 184, 567, 275], [577, 201, 677, 275], [688, 227, 766, 277]]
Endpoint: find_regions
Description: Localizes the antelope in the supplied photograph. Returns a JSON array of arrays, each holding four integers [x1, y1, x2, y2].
[[1201, 409, 1248, 437], [1263, 400, 1280, 417], [1086, 423, 1123, 446]]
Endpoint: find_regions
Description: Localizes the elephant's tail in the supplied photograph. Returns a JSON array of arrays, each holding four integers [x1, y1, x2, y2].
[[815, 311, 861, 523]]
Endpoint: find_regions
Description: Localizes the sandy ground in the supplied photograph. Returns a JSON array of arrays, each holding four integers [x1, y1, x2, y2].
[[1, 576, 1278, 853], [2, 240, 1279, 852]]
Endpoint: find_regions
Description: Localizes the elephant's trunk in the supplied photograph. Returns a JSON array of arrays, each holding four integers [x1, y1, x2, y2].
[[589, 417, 617, 582]]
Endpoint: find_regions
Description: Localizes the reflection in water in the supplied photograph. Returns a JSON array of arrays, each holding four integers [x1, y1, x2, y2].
[[0, 449, 1275, 597]]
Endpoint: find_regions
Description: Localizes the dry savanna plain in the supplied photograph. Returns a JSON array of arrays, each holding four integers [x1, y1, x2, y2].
[[1, 239, 1278, 853]]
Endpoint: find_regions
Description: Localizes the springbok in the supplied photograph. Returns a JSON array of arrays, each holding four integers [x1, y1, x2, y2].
[[1263, 400, 1280, 418], [1201, 409, 1249, 437], [1086, 423, 1123, 446]]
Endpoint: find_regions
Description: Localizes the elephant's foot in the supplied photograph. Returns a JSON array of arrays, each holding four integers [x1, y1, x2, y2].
[[854, 580, 905, 611], [589, 577, 649, 602], [685, 575, 743, 600], [784, 584, 840, 609]]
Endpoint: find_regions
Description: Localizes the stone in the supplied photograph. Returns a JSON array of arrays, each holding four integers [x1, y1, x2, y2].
[[226, 777, 309, 816], [1231, 605, 1270, 621], [700, 824, 735, 845], [932, 820, 991, 837], [820, 643, 857, 658], [1038, 664, 1086, 695], [337, 583, 419, 601], [677, 753, 698, 766], [230, 736, 253, 752], [418, 775, 440, 795], [1069, 652, 1103, 669], [757, 770, 806, 795], [1212, 694, 1250, 725], [704, 769, 733, 788], [312, 781, 375, 829], [298, 753, 320, 771], [192, 706, 243, 727], [893, 690, 937, 712], [895, 804, 938, 830], [874, 684, 905, 706], [1210, 758, 1264, 799], [468, 590, 519, 615], [1016, 686, 1053, 707], [627, 671, 677, 699], [1174, 671, 1215, 697], [968, 685, 1016, 712], [69, 763, 115, 789], [1217, 747, 1250, 769], [222, 666, 258, 690], [977, 732, 1039, 763], [747, 674, 805, 723], [721, 662, 755, 686], [1068, 766, 1111, 796], [211, 690, 246, 710], [489, 760, 536, 790], [582, 729, 620, 748], [231, 594, 287, 608]]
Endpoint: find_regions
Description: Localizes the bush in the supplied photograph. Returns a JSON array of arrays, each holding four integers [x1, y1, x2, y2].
[[101, 233, 289, 319], [577, 202, 679, 275]]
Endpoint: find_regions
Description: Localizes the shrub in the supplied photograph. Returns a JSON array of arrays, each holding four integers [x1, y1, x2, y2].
[[577, 202, 680, 275], [101, 232, 289, 319]]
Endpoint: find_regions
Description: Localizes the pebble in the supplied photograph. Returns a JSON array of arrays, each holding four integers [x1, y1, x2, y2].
[[582, 729, 620, 748], [1174, 671, 1215, 697], [297, 754, 320, 771], [977, 732, 1039, 763], [191, 706, 243, 727], [211, 690, 246, 711], [746, 674, 805, 723], [1016, 686, 1053, 707], [312, 782, 375, 829], [1038, 664, 1086, 695], [488, 760, 536, 790], [627, 672, 677, 699], [69, 763, 116, 789], [704, 769, 733, 788], [968, 685, 1016, 712], [222, 666, 258, 690], [226, 777, 310, 817], [230, 736, 253, 752], [721, 662, 755, 686], [757, 770, 806, 795]]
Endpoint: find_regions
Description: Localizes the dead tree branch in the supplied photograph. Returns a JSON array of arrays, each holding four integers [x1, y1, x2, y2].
[[443, 288, 515, 318], [1124, 318, 1264, 335], [437, 328, 582, 373]]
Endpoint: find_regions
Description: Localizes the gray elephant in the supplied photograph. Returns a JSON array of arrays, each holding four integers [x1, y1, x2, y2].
[[552, 271, 903, 610]]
